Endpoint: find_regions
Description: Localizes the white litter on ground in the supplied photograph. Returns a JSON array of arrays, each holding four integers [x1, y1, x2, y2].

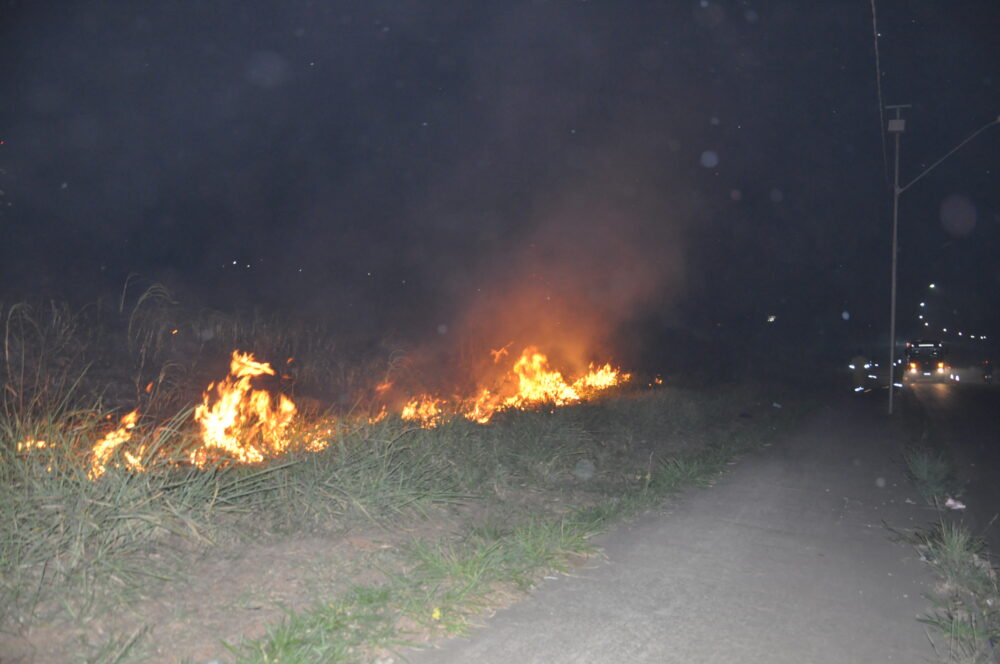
[[944, 497, 966, 510]]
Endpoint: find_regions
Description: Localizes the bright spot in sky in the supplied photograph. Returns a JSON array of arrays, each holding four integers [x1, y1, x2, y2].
[[767, 315, 776, 322], [842, 310, 850, 320], [929, 283, 936, 289], [769, 187, 784, 203], [700, 150, 719, 168], [920, 302, 925, 307], [939, 193, 977, 237]]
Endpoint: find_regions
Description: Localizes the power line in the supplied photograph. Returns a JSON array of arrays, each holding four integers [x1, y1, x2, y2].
[[869, 0, 890, 188]]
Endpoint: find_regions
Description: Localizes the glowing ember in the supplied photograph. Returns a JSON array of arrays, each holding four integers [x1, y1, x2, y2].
[[89, 409, 139, 480], [17, 439, 48, 452], [368, 405, 389, 424], [191, 351, 299, 468]]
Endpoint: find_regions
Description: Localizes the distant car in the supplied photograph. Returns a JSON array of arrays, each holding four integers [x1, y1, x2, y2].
[[903, 340, 951, 383]]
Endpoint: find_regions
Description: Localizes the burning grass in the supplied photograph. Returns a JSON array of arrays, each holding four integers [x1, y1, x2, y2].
[[2, 385, 795, 662], [0, 291, 804, 662], [11, 341, 628, 481], [398, 346, 629, 427]]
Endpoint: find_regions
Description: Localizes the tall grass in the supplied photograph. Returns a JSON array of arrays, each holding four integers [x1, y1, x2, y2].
[[1, 383, 778, 636], [0, 291, 800, 661], [901, 446, 963, 506], [0, 412, 477, 628], [913, 521, 1000, 664], [0, 289, 414, 629]]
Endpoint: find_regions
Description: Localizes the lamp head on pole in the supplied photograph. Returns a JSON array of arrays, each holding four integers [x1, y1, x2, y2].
[[888, 118, 906, 133]]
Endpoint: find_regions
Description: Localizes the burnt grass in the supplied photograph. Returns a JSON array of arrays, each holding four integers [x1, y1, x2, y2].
[[0, 292, 808, 663]]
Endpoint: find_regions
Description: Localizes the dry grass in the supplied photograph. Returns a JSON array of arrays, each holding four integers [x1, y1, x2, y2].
[[0, 289, 803, 662]]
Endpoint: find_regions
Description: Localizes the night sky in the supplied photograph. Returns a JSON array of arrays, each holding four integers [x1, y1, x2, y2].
[[1, 0, 997, 365]]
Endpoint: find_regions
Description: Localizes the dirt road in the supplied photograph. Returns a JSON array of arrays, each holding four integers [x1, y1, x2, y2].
[[405, 395, 939, 663]]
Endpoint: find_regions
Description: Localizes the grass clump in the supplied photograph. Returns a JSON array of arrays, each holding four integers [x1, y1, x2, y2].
[[902, 446, 963, 506], [912, 521, 1000, 664], [227, 586, 401, 664]]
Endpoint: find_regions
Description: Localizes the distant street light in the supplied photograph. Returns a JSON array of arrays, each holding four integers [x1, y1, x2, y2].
[[885, 107, 1000, 414]]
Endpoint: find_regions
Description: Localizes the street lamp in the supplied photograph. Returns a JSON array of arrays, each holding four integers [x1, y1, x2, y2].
[[885, 107, 1000, 414]]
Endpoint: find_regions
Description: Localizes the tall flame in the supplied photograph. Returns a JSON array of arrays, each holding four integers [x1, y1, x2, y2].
[[191, 351, 298, 468]]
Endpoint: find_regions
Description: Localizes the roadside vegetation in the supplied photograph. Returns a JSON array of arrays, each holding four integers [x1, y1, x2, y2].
[[1, 286, 806, 663], [898, 406, 999, 664], [914, 521, 1000, 664], [902, 446, 964, 507]]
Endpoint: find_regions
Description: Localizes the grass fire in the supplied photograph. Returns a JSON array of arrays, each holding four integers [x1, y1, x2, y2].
[[400, 345, 629, 427], [0, 292, 795, 663], [14, 339, 628, 478]]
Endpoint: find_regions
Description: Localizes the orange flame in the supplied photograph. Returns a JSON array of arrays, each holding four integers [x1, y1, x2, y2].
[[17, 439, 48, 452], [18, 343, 626, 478], [191, 351, 300, 468], [89, 409, 140, 479], [572, 362, 625, 392], [368, 405, 389, 424], [16, 438, 54, 473], [489, 343, 511, 364], [403, 346, 629, 426], [401, 396, 447, 427]]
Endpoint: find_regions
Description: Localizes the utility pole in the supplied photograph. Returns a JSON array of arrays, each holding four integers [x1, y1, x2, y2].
[[882, 107, 999, 415], [885, 104, 910, 416]]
